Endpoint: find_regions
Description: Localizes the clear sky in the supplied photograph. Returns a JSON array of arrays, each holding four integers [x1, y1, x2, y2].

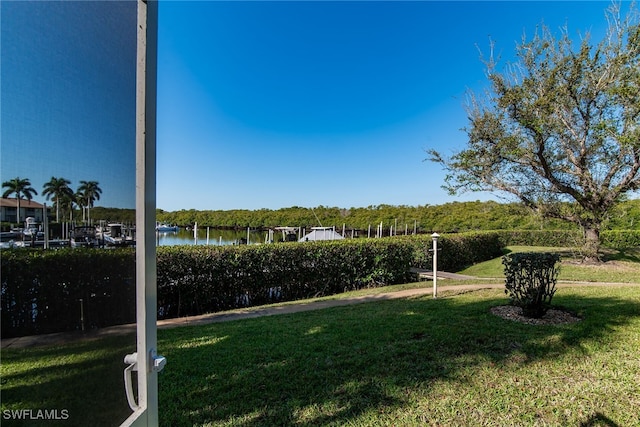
[[155, 0, 615, 211], [1, 1, 138, 209], [1, 1, 620, 212]]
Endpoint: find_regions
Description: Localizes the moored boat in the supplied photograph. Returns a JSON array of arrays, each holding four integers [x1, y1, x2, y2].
[[70, 225, 100, 248], [156, 223, 179, 232]]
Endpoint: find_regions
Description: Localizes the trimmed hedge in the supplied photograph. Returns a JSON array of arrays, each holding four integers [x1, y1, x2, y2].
[[491, 229, 640, 249], [156, 239, 416, 318], [492, 230, 584, 248], [1, 249, 136, 338], [601, 230, 640, 249], [0, 232, 521, 337], [408, 232, 504, 272]]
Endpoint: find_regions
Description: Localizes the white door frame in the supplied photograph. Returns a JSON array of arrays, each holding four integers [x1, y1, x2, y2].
[[121, 1, 161, 426]]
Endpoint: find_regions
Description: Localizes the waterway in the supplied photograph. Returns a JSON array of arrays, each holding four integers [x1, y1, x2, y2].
[[157, 228, 277, 246]]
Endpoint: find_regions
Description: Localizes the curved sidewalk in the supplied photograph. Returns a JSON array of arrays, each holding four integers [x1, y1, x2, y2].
[[2, 281, 638, 350]]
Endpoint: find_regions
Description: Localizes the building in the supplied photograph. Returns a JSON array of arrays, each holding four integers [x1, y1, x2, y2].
[[0, 197, 48, 224]]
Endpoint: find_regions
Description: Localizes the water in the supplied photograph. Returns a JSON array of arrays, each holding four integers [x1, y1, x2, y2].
[[156, 228, 273, 246]]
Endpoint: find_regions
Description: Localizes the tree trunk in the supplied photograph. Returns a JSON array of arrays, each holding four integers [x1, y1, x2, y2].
[[582, 226, 601, 263]]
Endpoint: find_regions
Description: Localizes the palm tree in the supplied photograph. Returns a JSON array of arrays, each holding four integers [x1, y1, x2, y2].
[[59, 192, 77, 222], [2, 177, 38, 226], [77, 180, 102, 223], [42, 177, 73, 222]]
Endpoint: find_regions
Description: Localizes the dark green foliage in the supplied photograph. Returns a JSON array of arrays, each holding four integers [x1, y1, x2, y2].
[[2, 233, 505, 336], [493, 230, 587, 248], [502, 252, 561, 318], [156, 239, 416, 318], [155, 201, 582, 231], [1, 248, 135, 337], [155, 200, 640, 232], [409, 232, 504, 272], [491, 229, 640, 250], [601, 230, 640, 249]]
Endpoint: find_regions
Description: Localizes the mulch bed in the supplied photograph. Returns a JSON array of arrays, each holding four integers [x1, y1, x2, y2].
[[490, 305, 582, 325]]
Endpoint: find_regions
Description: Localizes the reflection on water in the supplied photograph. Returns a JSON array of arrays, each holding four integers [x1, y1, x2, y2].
[[156, 228, 271, 246]]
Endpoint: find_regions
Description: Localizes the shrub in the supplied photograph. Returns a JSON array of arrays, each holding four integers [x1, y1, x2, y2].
[[601, 230, 640, 249], [1, 248, 135, 338], [502, 252, 560, 318], [494, 230, 583, 247], [2, 232, 507, 337], [408, 232, 504, 272]]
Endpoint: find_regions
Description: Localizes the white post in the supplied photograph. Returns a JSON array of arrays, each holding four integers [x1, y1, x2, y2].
[[247, 227, 250, 245], [194, 222, 197, 244], [432, 233, 440, 299], [206, 226, 210, 245], [43, 203, 49, 249]]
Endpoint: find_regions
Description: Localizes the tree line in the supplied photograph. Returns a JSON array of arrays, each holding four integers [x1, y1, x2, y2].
[[156, 199, 640, 233]]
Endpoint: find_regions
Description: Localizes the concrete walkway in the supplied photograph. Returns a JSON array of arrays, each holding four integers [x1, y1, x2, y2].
[[2, 280, 638, 350]]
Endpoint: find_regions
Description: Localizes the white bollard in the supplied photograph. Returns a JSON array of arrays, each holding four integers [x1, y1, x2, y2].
[[432, 233, 440, 298]]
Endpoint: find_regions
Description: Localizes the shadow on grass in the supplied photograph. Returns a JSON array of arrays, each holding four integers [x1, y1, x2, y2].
[[0, 335, 135, 427], [604, 247, 640, 263], [580, 412, 620, 427], [157, 288, 640, 426]]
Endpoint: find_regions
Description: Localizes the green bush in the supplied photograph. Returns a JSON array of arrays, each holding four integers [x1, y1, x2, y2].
[[502, 252, 560, 318], [408, 232, 504, 272], [2, 232, 506, 337], [601, 230, 640, 249], [493, 230, 584, 247], [1, 248, 135, 338], [156, 239, 416, 318]]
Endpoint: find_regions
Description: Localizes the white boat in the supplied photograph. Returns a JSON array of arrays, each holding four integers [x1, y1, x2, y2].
[[70, 225, 99, 248], [156, 223, 178, 232], [0, 231, 20, 249], [299, 227, 345, 242], [99, 223, 128, 246], [22, 217, 44, 239]]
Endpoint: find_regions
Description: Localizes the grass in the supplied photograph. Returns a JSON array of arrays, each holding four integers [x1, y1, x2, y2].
[[2, 247, 640, 426], [459, 246, 640, 283]]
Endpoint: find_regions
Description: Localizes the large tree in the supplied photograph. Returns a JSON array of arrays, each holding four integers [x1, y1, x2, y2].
[[77, 180, 102, 223], [429, 2, 640, 261], [2, 177, 38, 226], [42, 176, 74, 222]]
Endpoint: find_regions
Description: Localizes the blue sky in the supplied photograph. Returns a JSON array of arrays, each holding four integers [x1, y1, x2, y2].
[[1, 1, 137, 209], [1, 1, 618, 211], [156, 0, 614, 211]]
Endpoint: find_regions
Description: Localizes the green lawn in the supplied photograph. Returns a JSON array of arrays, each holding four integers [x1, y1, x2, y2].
[[2, 248, 640, 426], [459, 246, 640, 283]]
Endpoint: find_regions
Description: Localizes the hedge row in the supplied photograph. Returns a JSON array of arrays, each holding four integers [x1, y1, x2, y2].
[[1, 249, 136, 338], [489, 229, 640, 249], [1, 233, 502, 337], [6, 230, 611, 338], [156, 239, 414, 318], [409, 232, 504, 272], [601, 230, 640, 249]]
